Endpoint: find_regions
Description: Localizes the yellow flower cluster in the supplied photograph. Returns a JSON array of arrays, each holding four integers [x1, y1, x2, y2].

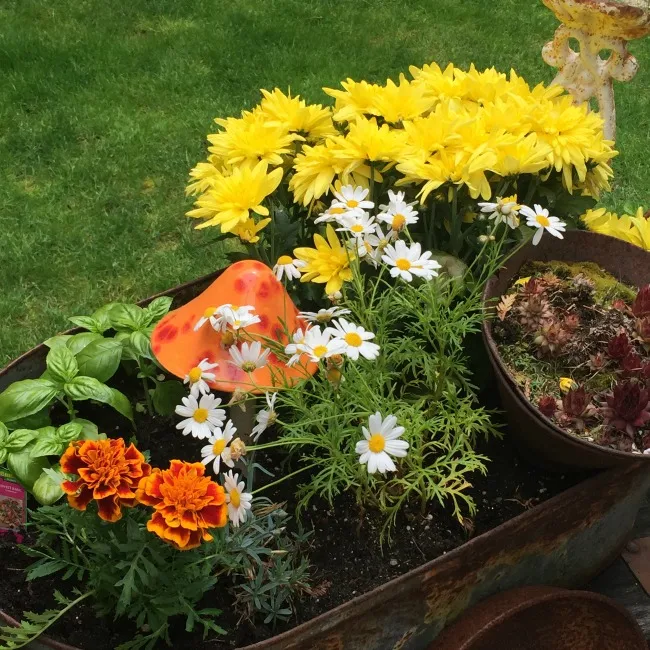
[[582, 206, 650, 250], [187, 63, 617, 237]]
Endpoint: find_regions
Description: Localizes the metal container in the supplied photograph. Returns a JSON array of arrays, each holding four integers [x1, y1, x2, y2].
[[482, 230, 650, 471], [2, 269, 650, 650]]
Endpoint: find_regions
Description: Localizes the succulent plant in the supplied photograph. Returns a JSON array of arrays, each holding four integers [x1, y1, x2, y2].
[[517, 296, 553, 331], [559, 386, 596, 431], [588, 353, 606, 371], [621, 351, 643, 375], [607, 332, 632, 360], [636, 316, 650, 344], [602, 381, 650, 436], [520, 278, 544, 298], [534, 321, 569, 356], [572, 274, 595, 292], [538, 395, 558, 418], [563, 313, 580, 332], [632, 285, 650, 318]]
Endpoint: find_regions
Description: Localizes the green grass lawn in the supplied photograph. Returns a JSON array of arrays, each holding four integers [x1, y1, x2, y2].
[[1, 0, 649, 364]]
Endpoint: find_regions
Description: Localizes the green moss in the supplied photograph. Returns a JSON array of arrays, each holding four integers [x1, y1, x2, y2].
[[523, 260, 637, 303]]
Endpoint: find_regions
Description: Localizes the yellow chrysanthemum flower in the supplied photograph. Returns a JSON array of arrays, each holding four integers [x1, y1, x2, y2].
[[259, 88, 337, 142], [187, 161, 283, 232], [208, 112, 299, 169], [231, 217, 272, 244], [491, 134, 552, 177], [323, 78, 382, 123], [186, 159, 223, 196], [337, 117, 407, 169], [371, 74, 436, 123], [581, 207, 650, 251], [293, 224, 354, 295], [631, 208, 650, 250]]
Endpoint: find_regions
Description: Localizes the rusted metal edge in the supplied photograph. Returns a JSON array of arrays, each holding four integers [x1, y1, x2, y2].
[[622, 537, 650, 596]]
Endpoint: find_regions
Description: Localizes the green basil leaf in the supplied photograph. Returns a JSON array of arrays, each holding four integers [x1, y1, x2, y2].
[[0, 422, 7, 445], [31, 469, 64, 505], [145, 296, 173, 324], [109, 303, 149, 332], [56, 422, 84, 443], [5, 428, 38, 452], [5, 407, 52, 432], [76, 339, 123, 383], [30, 437, 65, 458], [66, 332, 103, 355], [7, 448, 50, 489], [130, 330, 152, 360], [0, 448, 7, 464], [91, 303, 118, 333], [115, 331, 138, 361], [63, 377, 133, 422], [152, 381, 186, 416], [76, 418, 101, 440], [68, 315, 102, 332], [46, 346, 79, 384], [44, 335, 72, 349], [0, 379, 58, 423]]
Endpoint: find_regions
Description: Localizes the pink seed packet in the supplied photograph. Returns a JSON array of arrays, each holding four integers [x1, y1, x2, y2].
[[0, 475, 27, 539]]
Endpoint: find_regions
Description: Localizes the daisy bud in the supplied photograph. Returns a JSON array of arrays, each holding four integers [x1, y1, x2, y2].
[[328, 291, 343, 304], [221, 330, 236, 347], [327, 354, 345, 369], [229, 389, 249, 410], [327, 367, 343, 386], [230, 438, 247, 461], [478, 234, 490, 243]]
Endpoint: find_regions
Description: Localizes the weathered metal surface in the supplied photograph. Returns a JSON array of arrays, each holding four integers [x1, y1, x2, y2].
[[622, 537, 650, 596], [433, 586, 647, 650], [483, 230, 650, 471], [2, 268, 650, 650]]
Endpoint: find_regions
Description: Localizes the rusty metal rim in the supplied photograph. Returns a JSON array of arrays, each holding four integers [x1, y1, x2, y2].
[[481, 230, 650, 463]]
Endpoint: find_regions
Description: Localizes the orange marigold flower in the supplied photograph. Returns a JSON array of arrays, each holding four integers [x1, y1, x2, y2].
[[60, 438, 151, 523], [136, 460, 227, 551]]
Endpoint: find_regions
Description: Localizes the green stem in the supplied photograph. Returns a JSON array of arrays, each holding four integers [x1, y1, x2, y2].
[[451, 185, 461, 255], [247, 438, 316, 451], [252, 462, 320, 495], [65, 396, 76, 420], [142, 377, 154, 416]]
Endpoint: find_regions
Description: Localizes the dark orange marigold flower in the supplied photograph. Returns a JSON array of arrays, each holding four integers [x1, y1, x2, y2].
[[136, 460, 227, 550], [60, 438, 151, 523]]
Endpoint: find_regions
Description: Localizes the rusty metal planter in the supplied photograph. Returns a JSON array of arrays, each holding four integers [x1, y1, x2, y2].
[[482, 230, 650, 471], [2, 270, 650, 650]]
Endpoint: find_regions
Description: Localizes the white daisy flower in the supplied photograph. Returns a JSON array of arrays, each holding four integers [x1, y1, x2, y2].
[[183, 358, 219, 398], [273, 255, 305, 281], [284, 326, 312, 366], [299, 326, 347, 363], [326, 318, 380, 361], [314, 204, 365, 225], [252, 392, 278, 441], [221, 305, 261, 331], [200, 420, 236, 473], [378, 190, 419, 232], [194, 306, 222, 332], [355, 412, 409, 474], [331, 185, 375, 212], [229, 340, 270, 373], [336, 211, 377, 238], [175, 393, 226, 440], [224, 470, 253, 528], [299, 306, 351, 324], [519, 204, 566, 246], [381, 240, 441, 282], [478, 195, 521, 229]]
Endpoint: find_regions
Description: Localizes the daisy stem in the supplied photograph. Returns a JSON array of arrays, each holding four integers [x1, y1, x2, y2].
[[252, 461, 320, 495], [247, 439, 314, 451]]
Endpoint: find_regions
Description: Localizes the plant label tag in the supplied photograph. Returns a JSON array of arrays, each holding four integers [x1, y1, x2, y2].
[[0, 474, 27, 540]]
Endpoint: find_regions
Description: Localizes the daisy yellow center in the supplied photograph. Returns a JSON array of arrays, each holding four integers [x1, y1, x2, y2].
[[278, 255, 293, 265], [230, 488, 241, 508], [231, 304, 239, 311], [241, 361, 257, 372], [364, 242, 373, 253], [316, 314, 332, 323], [188, 367, 203, 383], [193, 408, 209, 423], [312, 344, 328, 358], [344, 332, 363, 347], [392, 214, 406, 229], [212, 439, 226, 455], [535, 215, 550, 228], [330, 207, 346, 215], [396, 258, 411, 271], [347, 199, 359, 208], [203, 307, 217, 318], [351, 224, 364, 233], [368, 433, 385, 453]]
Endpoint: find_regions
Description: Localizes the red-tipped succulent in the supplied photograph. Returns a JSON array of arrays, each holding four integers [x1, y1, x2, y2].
[[607, 332, 632, 360], [559, 386, 596, 431], [602, 381, 650, 437], [588, 353, 606, 371], [563, 314, 580, 332], [538, 395, 558, 418], [632, 285, 650, 318], [520, 278, 544, 298], [636, 317, 650, 344], [621, 351, 643, 376]]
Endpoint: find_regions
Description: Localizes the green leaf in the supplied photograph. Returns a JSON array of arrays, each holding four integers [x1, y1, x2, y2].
[[31, 470, 64, 505], [5, 408, 52, 431], [91, 303, 118, 333], [30, 437, 64, 458], [0, 448, 6, 464], [5, 428, 38, 451], [46, 346, 79, 384], [0, 379, 59, 423], [63, 377, 133, 422], [76, 418, 102, 440], [145, 296, 173, 323], [130, 330, 152, 360], [7, 448, 50, 489], [44, 335, 72, 349], [110, 303, 149, 332], [0, 422, 7, 445], [66, 332, 103, 355], [115, 331, 138, 361], [152, 381, 186, 416], [68, 315, 102, 332], [76, 339, 123, 383], [56, 422, 84, 443]]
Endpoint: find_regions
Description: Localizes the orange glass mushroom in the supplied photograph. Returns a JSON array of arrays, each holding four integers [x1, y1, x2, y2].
[[151, 260, 316, 393]]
